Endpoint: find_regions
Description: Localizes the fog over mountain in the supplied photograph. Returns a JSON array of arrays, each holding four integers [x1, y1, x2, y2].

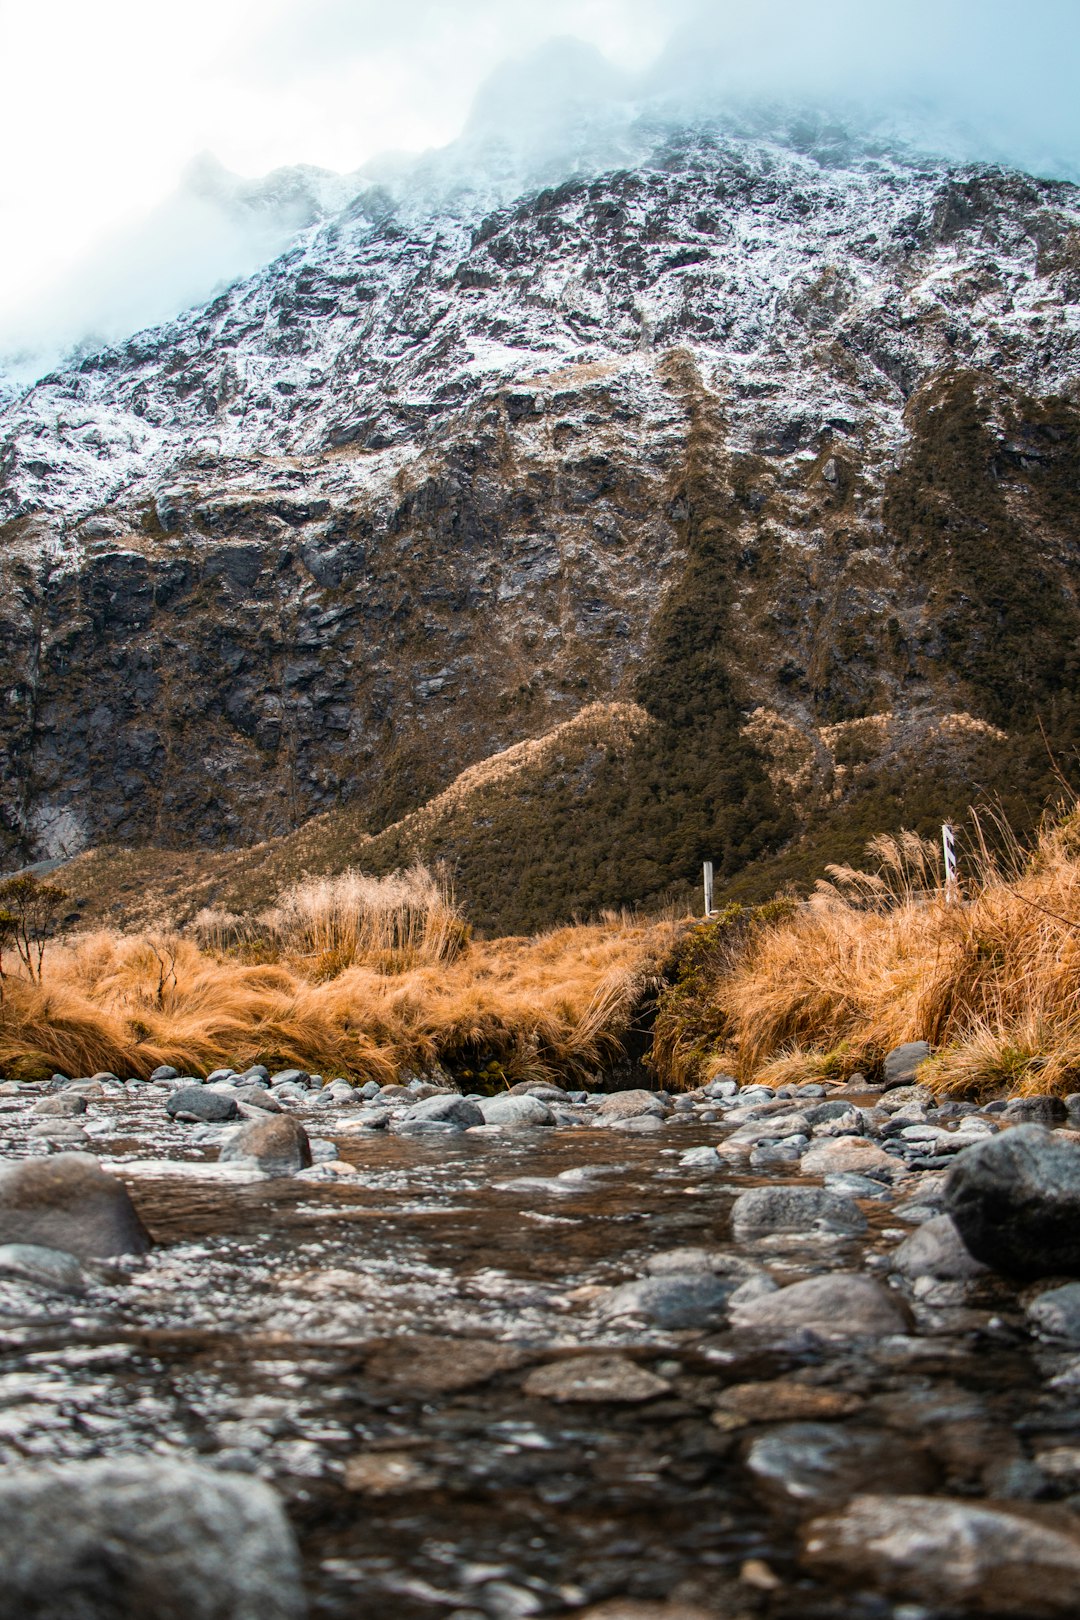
[[1, 0, 1078, 390]]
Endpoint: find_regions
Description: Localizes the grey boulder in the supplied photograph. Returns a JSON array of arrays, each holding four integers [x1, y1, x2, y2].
[[601, 1273, 734, 1329], [890, 1214, 988, 1280], [730, 1273, 910, 1338], [883, 1042, 931, 1089], [404, 1094, 484, 1128], [33, 1093, 88, 1117], [0, 1154, 151, 1259], [0, 1455, 306, 1620], [219, 1115, 312, 1176], [595, 1089, 666, 1122], [1027, 1282, 1080, 1342], [166, 1086, 240, 1124], [944, 1124, 1080, 1277], [478, 1094, 555, 1127], [731, 1185, 867, 1239]]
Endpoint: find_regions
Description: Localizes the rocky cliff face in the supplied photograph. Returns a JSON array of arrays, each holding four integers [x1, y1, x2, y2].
[[2, 113, 1080, 925]]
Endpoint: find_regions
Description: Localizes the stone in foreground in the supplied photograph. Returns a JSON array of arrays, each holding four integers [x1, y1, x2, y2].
[[944, 1124, 1080, 1277], [219, 1115, 313, 1175], [0, 1456, 306, 1620], [0, 1153, 151, 1259], [802, 1493, 1080, 1616], [890, 1213, 988, 1279], [523, 1354, 671, 1403], [730, 1273, 910, 1338]]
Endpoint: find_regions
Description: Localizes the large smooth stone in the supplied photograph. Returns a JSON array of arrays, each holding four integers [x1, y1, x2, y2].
[[0, 1154, 150, 1259], [802, 1493, 1080, 1616], [219, 1115, 312, 1175], [1003, 1095, 1068, 1127], [801, 1136, 904, 1180], [166, 1086, 239, 1124], [890, 1214, 987, 1279], [478, 1094, 555, 1127], [944, 1124, 1080, 1278], [731, 1185, 866, 1239], [730, 1273, 910, 1338], [404, 1093, 484, 1128], [595, 1089, 666, 1122], [0, 1456, 305, 1620]]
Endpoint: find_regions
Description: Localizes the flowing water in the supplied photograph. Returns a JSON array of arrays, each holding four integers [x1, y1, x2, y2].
[[1, 1089, 1077, 1618]]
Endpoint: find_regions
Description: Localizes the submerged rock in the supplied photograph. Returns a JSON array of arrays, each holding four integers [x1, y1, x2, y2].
[[1027, 1282, 1080, 1342], [0, 1154, 150, 1259], [730, 1184, 867, 1239], [944, 1125, 1080, 1277], [802, 1493, 1080, 1616], [219, 1115, 313, 1176], [0, 1456, 306, 1620], [32, 1093, 87, 1117], [747, 1422, 932, 1507], [0, 1243, 86, 1293]]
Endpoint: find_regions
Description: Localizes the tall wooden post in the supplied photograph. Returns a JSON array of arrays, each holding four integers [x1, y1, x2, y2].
[[703, 860, 714, 918]]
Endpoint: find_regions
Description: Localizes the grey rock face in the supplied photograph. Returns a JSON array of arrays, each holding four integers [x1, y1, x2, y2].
[[601, 1274, 734, 1329], [1027, 1282, 1080, 1341], [404, 1094, 484, 1128], [478, 1094, 555, 1127], [802, 1494, 1080, 1616], [0, 1243, 86, 1292], [1003, 1094, 1068, 1127], [0, 1456, 306, 1620], [166, 1086, 240, 1123], [889, 1214, 988, 1280], [730, 1185, 867, 1239], [595, 1089, 666, 1122], [33, 1093, 88, 1117], [883, 1042, 931, 1089], [0, 1153, 151, 1259], [730, 1273, 911, 1337], [944, 1124, 1080, 1277], [219, 1115, 312, 1175]]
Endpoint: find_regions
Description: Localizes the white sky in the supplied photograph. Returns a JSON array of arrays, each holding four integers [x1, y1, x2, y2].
[[0, 0, 679, 319], [2, 0, 1079, 369]]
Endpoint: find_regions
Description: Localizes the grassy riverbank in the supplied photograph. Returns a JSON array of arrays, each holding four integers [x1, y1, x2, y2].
[[650, 809, 1080, 1099], [0, 865, 680, 1086]]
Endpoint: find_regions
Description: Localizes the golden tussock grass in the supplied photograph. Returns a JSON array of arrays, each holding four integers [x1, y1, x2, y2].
[[0, 865, 679, 1086], [714, 810, 1080, 1098]]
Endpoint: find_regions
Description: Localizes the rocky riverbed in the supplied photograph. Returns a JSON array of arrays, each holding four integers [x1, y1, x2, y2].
[[4, 1051, 1080, 1618]]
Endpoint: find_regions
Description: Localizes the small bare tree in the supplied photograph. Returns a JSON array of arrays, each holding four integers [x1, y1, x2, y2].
[[0, 908, 16, 999], [0, 874, 69, 982]]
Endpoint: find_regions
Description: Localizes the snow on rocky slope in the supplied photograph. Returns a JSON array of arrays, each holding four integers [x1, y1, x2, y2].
[[2, 107, 1080, 918]]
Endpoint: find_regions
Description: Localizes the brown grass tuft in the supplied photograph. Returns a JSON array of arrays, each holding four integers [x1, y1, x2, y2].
[[714, 809, 1080, 1097], [0, 862, 680, 1086]]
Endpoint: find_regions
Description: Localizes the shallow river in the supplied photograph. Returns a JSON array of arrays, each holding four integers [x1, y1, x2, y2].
[[1, 1089, 1076, 1619]]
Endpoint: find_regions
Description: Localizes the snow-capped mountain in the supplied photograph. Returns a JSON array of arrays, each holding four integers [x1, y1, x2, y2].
[[2, 106, 1079, 917]]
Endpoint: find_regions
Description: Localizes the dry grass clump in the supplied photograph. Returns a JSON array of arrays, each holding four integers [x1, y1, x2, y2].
[[0, 861, 679, 1085], [717, 810, 1080, 1097]]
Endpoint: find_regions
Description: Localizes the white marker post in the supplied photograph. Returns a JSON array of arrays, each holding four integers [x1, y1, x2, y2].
[[703, 860, 714, 919], [942, 822, 958, 902]]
